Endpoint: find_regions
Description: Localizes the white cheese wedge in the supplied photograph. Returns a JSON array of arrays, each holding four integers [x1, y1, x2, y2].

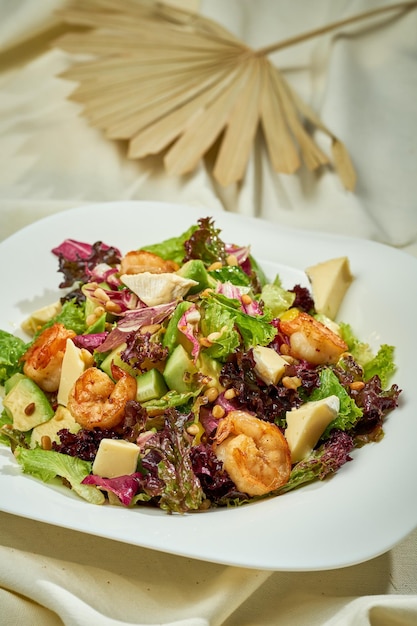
[[57, 339, 89, 407], [30, 405, 80, 448], [92, 439, 140, 478], [285, 395, 340, 463], [121, 272, 198, 306], [252, 346, 288, 385], [305, 257, 353, 320]]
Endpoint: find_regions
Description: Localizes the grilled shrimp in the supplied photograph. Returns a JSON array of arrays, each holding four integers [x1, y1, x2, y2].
[[22, 323, 76, 392], [67, 364, 137, 430], [120, 250, 179, 275], [279, 311, 347, 365], [213, 410, 291, 496]]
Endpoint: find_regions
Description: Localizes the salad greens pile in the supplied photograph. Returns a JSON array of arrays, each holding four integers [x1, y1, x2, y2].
[[0, 217, 401, 513]]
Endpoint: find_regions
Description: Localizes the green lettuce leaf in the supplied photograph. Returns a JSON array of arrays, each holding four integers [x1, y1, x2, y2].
[[34, 299, 87, 337], [260, 278, 295, 317], [339, 322, 373, 365], [208, 293, 276, 350], [248, 255, 268, 287], [209, 265, 252, 287], [200, 299, 240, 360], [14, 447, 105, 504], [53, 300, 87, 335], [308, 368, 363, 437], [142, 225, 197, 265], [362, 345, 396, 389], [0, 330, 28, 386], [143, 389, 201, 412], [340, 323, 396, 388]]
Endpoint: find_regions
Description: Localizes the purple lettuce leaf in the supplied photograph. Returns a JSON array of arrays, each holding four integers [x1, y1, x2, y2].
[[52, 240, 121, 289], [96, 302, 177, 353]]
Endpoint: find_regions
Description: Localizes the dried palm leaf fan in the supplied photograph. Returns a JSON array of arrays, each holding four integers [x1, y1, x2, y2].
[[54, 0, 417, 189]]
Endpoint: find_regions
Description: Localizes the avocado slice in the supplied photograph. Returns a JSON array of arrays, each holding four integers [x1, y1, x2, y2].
[[4, 372, 26, 395], [3, 375, 54, 431], [86, 312, 106, 334], [176, 260, 215, 294], [30, 405, 81, 448]]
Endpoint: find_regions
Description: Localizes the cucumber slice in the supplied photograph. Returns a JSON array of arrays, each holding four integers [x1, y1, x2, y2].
[[100, 344, 136, 379], [162, 301, 193, 355], [163, 344, 197, 394], [136, 369, 168, 403]]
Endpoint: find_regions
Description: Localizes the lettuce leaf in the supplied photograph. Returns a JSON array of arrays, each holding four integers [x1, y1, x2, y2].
[[14, 447, 105, 504], [209, 265, 252, 287], [143, 389, 201, 412], [362, 345, 396, 389], [340, 323, 396, 388], [183, 217, 227, 266], [34, 299, 87, 337], [142, 224, 197, 265], [308, 368, 363, 437], [340, 322, 373, 365], [277, 430, 354, 494], [260, 278, 295, 317], [0, 330, 28, 385], [140, 411, 204, 512], [200, 299, 240, 360], [203, 292, 276, 354]]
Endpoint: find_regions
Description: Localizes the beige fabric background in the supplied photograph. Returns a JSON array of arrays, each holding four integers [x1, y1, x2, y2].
[[0, 1, 416, 624]]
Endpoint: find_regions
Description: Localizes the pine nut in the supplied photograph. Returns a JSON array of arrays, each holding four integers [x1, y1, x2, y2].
[[282, 376, 302, 390], [140, 323, 161, 335], [280, 355, 298, 365], [212, 405, 225, 419], [24, 403, 35, 416], [105, 301, 122, 314], [41, 436, 52, 450], [224, 388, 236, 400], [187, 424, 200, 436], [241, 294, 252, 305], [226, 254, 238, 266], [350, 381, 365, 391], [208, 261, 223, 271], [94, 287, 110, 302], [207, 331, 222, 342], [205, 387, 219, 402]]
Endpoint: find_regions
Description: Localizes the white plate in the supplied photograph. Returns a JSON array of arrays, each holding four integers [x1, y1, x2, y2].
[[1, 201, 416, 572]]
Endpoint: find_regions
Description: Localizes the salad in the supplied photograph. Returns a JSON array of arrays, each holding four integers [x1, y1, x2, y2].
[[0, 217, 401, 513]]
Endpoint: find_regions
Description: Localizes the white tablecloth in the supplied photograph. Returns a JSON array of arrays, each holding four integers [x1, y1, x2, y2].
[[1, 1, 416, 624]]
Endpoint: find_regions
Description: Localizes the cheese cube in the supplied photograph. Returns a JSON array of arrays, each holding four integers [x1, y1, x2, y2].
[[285, 395, 340, 463], [92, 439, 140, 478], [57, 339, 89, 407], [252, 346, 288, 385], [306, 257, 353, 320]]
